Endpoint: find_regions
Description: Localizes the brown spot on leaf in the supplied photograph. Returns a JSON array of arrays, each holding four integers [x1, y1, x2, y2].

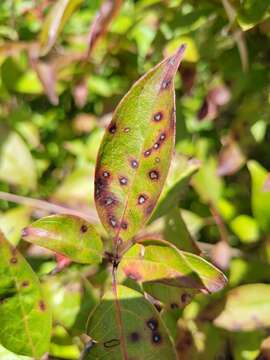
[[152, 332, 162, 344], [147, 318, 158, 331], [144, 149, 152, 157], [10, 257, 17, 264], [153, 112, 163, 122], [155, 157, 160, 163], [161, 79, 171, 90], [121, 221, 128, 230], [22, 281, 29, 288], [39, 300, 46, 311], [124, 127, 130, 133], [119, 176, 128, 185], [108, 123, 117, 134], [149, 170, 159, 180], [108, 215, 118, 228], [153, 142, 160, 150], [138, 194, 148, 205], [102, 196, 117, 207], [80, 224, 88, 233], [181, 293, 191, 305], [170, 303, 179, 309], [104, 339, 120, 348], [159, 133, 166, 141], [130, 332, 140, 342], [130, 159, 138, 169], [124, 267, 142, 281], [103, 171, 110, 178]]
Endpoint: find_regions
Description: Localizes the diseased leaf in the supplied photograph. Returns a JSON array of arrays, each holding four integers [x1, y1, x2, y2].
[[120, 240, 227, 293], [22, 214, 103, 264], [95, 46, 186, 248], [39, 0, 83, 56], [0, 232, 52, 358], [214, 284, 270, 331], [143, 282, 197, 309], [0, 132, 37, 190], [248, 160, 270, 233], [84, 285, 177, 359]]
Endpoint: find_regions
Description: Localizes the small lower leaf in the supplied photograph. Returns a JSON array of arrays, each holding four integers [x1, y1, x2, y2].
[[0, 232, 52, 358], [84, 285, 177, 359], [120, 240, 227, 293], [22, 214, 103, 264]]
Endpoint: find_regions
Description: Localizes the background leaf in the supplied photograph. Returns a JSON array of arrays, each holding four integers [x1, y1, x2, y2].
[[0, 232, 52, 358]]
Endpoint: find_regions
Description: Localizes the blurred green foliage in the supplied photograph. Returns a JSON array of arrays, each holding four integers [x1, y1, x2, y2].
[[1, 0, 270, 358]]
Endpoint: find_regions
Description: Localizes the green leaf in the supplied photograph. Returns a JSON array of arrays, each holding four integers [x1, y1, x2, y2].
[[230, 215, 259, 244], [163, 207, 200, 253], [0, 345, 31, 360], [0, 232, 52, 358], [39, 0, 83, 56], [22, 214, 103, 264], [151, 155, 200, 221], [84, 285, 177, 359], [95, 46, 186, 247], [120, 240, 227, 293], [0, 132, 37, 190], [237, 0, 270, 30], [214, 284, 270, 331], [0, 206, 31, 246], [248, 160, 270, 233]]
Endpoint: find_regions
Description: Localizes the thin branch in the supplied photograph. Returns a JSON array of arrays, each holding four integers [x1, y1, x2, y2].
[[112, 265, 128, 360], [221, 0, 249, 72], [0, 191, 98, 223]]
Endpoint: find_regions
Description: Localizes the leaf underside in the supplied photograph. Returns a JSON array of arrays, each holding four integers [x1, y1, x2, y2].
[[0, 232, 52, 358], [94, 45, 186, 250], [84, 285, 177, 360]]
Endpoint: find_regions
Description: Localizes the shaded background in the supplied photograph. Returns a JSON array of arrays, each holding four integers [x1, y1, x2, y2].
[[0, 0, 270, 359]]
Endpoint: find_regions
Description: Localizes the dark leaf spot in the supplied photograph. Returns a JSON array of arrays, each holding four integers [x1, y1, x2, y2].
[[119, 176, 128, 185], [147, 318, 158, 331], [124, 127, 130, 133], [181, 293, 191, 304], [144, 149, 152, 157], [102, 196, 116, 207], [39, 300, 46, 311], [108, 215, 117, 228], [161, 79, 171, 89], [104, 339, 120, 348], [149, 170, 159, 180], [130, 332, 140, 342], [170, 303, 179, 309], [103, 171, 110, 178], [108, 123, 117, 134], [159, 133, 166, 141], [153, 142, 160, 150], [10, 257, 17, 264], [22, 281, 29, 288], [131, 159, 138, 169], [138, 194, 147, 205], [80, 224, 88, 233], [153, 112, 163, 122], [152, 332, 162, 344], [121, 221, 128, 230]]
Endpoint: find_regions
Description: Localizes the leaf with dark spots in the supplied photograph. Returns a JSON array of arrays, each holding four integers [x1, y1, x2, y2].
[[120, 240, 227, 294], [22, 214, 103, 264], [0, 232, 52, 358], [83, 285, 177, 359], [214, 284, 270, 331], [95, 46, 186, 248], [39, 0, 83, 56]]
